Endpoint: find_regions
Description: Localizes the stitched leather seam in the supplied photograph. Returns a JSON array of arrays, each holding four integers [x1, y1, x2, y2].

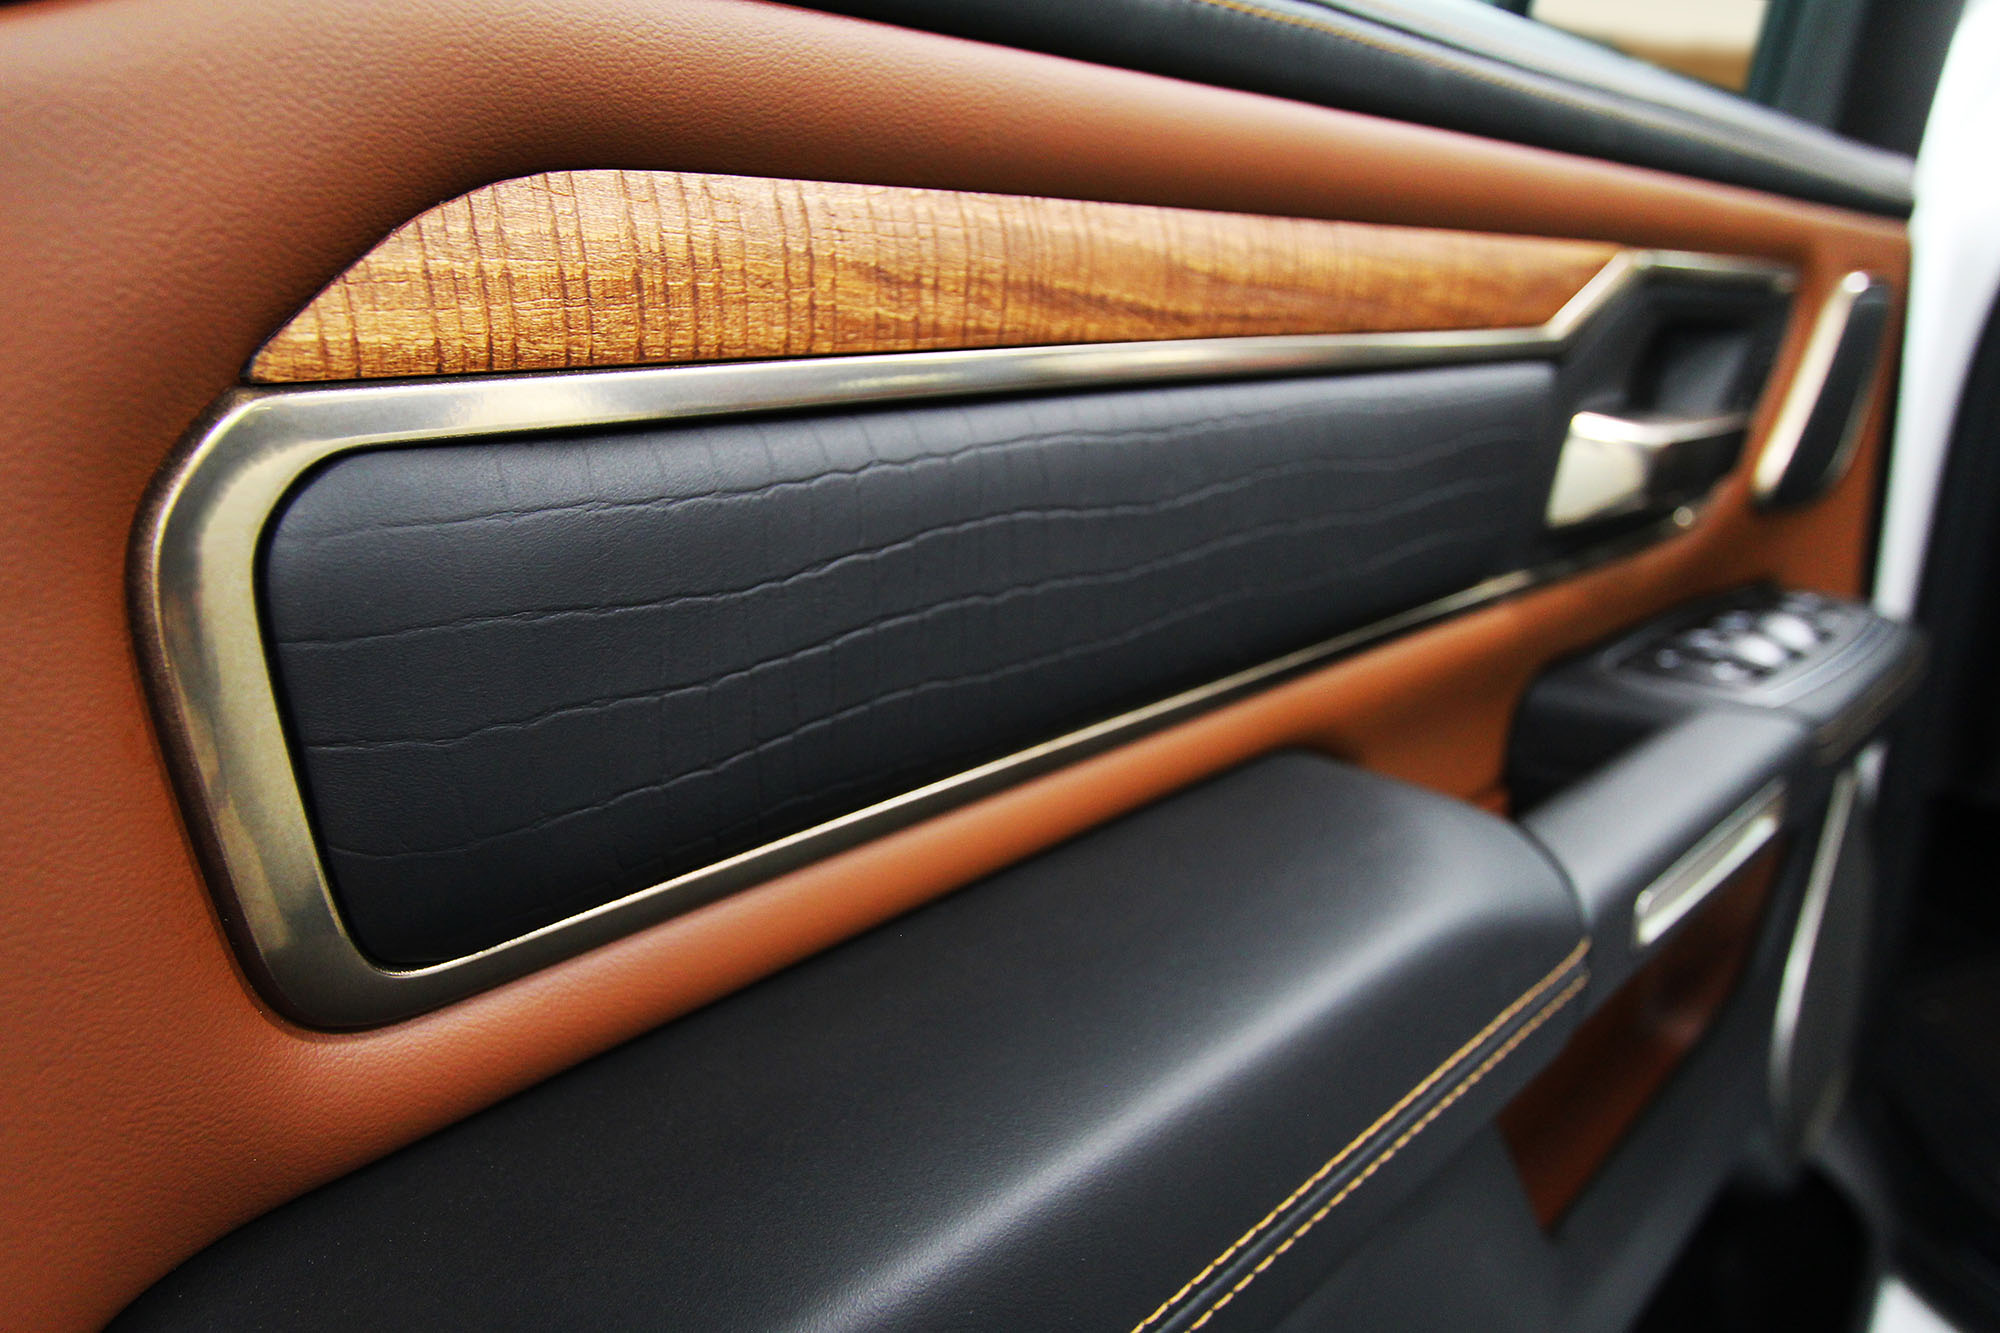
[[1129, 938, 1588, 1332], [1181, 969, 1590, 1331]]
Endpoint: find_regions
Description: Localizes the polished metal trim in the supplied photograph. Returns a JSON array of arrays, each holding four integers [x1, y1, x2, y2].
[[1544, 408, 1751, 527], [1769, 767, 1861, 1138], [1753, 271, 1886, 505], [1545, 249, 1794, 344], [1632, 781, 1788, 949], [1563, 410, 1753, 451], [133, 248, 1793, 1028]]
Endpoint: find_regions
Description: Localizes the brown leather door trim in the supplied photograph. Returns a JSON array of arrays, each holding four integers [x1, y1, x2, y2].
[[0, 0, 1902, 1326]]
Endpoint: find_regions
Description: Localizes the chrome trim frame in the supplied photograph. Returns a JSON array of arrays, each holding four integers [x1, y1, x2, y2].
[[1769, 767, 1861, 1139], [132, 248, 1793, 1028], [1632, 781, 1788, 950], [1753, 271, 1888, 505]]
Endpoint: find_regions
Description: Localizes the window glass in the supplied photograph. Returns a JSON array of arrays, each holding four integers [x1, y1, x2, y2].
[[1527, 0, 1770, 93]]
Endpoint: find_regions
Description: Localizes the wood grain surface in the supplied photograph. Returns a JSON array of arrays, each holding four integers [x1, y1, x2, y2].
[[250, 170, 1621, 381]]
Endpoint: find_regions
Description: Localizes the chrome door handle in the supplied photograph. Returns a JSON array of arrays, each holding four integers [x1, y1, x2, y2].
[[1544, 409, 1750, 528]]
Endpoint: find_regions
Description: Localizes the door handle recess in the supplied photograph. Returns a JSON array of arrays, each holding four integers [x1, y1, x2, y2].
[[1544, 409, 1750, 528]]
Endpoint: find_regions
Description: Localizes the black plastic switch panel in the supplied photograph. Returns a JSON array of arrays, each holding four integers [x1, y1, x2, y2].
[[1507, 584, 1924, 808], [1627, 588, 1867, 692]]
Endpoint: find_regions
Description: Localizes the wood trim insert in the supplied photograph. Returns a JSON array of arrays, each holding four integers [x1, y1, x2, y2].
[[248, 170, 1621, 382]]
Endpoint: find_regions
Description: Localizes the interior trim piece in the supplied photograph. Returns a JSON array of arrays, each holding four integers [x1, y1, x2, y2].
[[1810, 641, 1928, 764], [1631, 780, 1787, 949], [113, 755, 1592, 1330], [1753, 271, 1889, 505], [1544, 409, 1752, 528], [136, 248, 1791, 1028], [247, 169, 1620, 383], [1769, 766, 1861, 1125], [803, 0, 1915, 215], [1136, 941, 1592, 1333], [1500, 849, 1779, 1227], [1245, 1, 1912, 210], [1309, 0, 1827, 133], [265, 361, 1559, 966]]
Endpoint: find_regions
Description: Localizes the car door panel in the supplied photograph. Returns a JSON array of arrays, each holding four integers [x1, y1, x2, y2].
[[112, 754, 1591, 1330], [0, 0, 1910, 1328]]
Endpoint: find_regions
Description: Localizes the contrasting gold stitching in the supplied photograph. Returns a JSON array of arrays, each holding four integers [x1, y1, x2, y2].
[[1181, 970, 1589, 1331], [1129, 939, 1589, 1333]]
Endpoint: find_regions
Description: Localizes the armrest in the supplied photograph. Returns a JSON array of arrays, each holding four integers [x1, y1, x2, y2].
[[115, 754, 1587, 1333], [1522, 711, 1808, 999], [1510, 584, 1921, 1000]]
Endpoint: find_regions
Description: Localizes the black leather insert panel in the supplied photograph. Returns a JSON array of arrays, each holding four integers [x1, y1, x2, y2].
[[262, 366, 1560, 963], [114, 755, 1588, 1331]]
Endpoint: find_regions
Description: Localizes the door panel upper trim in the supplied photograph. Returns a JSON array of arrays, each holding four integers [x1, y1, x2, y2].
[[803, 0, 1915, 216]]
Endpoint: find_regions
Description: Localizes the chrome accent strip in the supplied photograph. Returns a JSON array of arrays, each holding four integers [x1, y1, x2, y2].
[[1769, 768, 1861, 1131], [1545, 250, 1794, 344], [1632, 781, 1788, 949], [1754, 271, 1886, 505], [132, 248, 1792, 1028], [1561, 409, 1753, 451]]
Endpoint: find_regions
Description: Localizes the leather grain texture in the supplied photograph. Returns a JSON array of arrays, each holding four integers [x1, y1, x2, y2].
[[113, 755, 1587, 1331], [265, 367, 1560, 963], [0, 0, 1902, 1323]]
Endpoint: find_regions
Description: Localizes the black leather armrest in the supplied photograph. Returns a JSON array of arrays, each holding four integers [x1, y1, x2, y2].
[[115, 754, 1587, 1332], [1509, 587, 1922, 1000], [1522, 711, 1808, 1000]]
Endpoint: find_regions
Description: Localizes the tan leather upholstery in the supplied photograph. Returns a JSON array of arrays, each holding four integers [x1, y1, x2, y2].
[[0, 0, 1902, 1325]]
